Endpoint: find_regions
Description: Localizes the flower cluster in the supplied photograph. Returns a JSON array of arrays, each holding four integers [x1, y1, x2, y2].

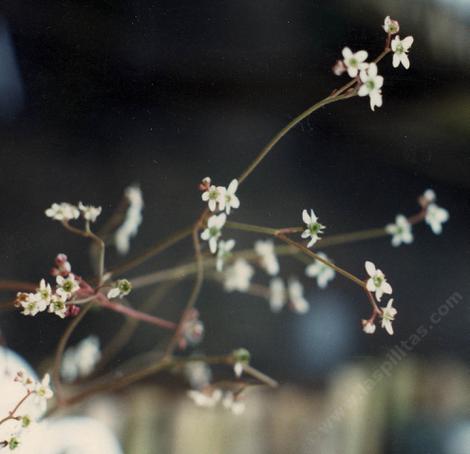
[[187, 388, 245, 415], [15, 255, 80, 319], [305, 252, 336, 288], [334, 16, 414, 111], [45, 202, 102, 223]]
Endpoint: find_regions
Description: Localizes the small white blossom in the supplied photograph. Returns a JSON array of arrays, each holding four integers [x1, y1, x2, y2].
[[385, 214, 413, 247], [107, 279, 132, 299], [358, 63, 384, 111], [35, 279, 53, 307], [222, 392, 245, 415], [56, 274, 80, 300], [365, 261, 392, 302], [223, 259, 254, 292], [305, 252, 336, 288], [422, 189, 436, 204], [301, 209, 325, 248], [34, 374, 53, 401], [216, 239, 236, 272], [383, 16, 400, 34], [45, 203, 79, 222], [201, 184, 226, 212], [115, 185, 144, 255], [341, 47, 369, 78], [19, 293, 45, 317], [269, 278, 286, 313], [184, 361, 212, 390], [288, 279, 310, 314], [78, 202, 102, 222], [234, 362, 244, 378], [254, 240, 279, 276], [223, 179, 240, 215], [48, 294, 68, 318], [201, 213, 226, 254], [61, 336, 101, 382], [381, 298, 397, 335], [425, 203, 449, 235], [187, 389, 222, 408], [362, 320, 377, 334], [391, 35, 414, 69]]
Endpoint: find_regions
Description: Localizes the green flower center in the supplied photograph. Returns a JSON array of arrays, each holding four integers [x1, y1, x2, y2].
[[349, 57, 358, 67], [373, 276, 383, 287], [63, 281, 73, 292], [366, 80, 375, 90], [209, 227, 219, 237], [309, 223, 321, 235], [396, 44, 404, 54]]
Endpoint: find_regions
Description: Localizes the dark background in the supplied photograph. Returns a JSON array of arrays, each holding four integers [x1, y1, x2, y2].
[[0, 0, 469, 387]]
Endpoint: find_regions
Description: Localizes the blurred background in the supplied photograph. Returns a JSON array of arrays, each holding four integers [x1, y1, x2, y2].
[[0, 0, 469, 452]]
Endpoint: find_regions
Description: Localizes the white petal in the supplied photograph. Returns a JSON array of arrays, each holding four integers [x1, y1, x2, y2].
[[227, 179, 238, 193], [368, 63, 378, 77], [347, 66, 358, 78], [401, 54, 410, 69], [382, 282, 393, 294], [358, 84, 368, 97], [342, 47, 352, 59], [365, 261, 376, 277], [375, 75, 384, 89], [302, 209, 311, 225], [355, 50, 368, 62], [402, 36, 414, 49]]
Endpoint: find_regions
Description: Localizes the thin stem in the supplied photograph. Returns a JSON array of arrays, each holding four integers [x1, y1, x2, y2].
[[237, 92, 356, 185], [276, 233, 365, 288], [225, 221, 278, 235], [52, 300, 95, 404], [109, 225, 193, 277], [0, 391, 32, 426]]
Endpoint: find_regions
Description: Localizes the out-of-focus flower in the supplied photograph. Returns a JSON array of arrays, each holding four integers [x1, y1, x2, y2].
[[383, 16, 400, 34], [45, 203, 79, 222], [425, 203, 449, 235], [216, 239, 236, 272], [222, 392, 245, 415], [61, 336, 101, 383], [381, 299, 397, 335], [269, 278, 286, 313], [305, 252, 336, 288], [33, 374, 53, 408], [107, 279, 132, 299], [358, 63, 383, 111], [391, 35, 414, 69], [180, 309, 204, 348], [362, 319, 377, 334], [223, 259, 254, 292], [187, 389, 222, 408], [115, 185, 143, 255], [56, 274, 79, 300], [201, 182, 226, 212], [254, 239, 279, 276], [201, 213, 226, 254], [78, 202, 102, 223], [385, 215, 413, 247], [184, 361, 212, 390], [365, 261, 392, 302], [288, 279, 310, 314], [422, 189, 436, 204], [232, 348, 250, 378], [332, 59, 347, 76], [301, 209, 325, 248], [50, 253, 72, 277], [223, 179, 240, 215], [342, 47, 369, 78]]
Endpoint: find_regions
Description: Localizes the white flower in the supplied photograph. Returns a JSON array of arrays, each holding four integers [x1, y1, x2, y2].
[[305, 252, 336, 288], [35, 279, 53, 307], [34, 374, 53, 401], [184, 361, 212, 390], [269, 278, 286, 313], [391, 35, 414, 69], [201, 213, 226, 254], [301, 209, 325, 248], [201, 184, 226, 212], [216, 239, 236, 272], [362, 320, 377, 334], [385, 215, 413, 247], [78, 202, 102, 222], [254, 239, 280, 276], [115, 185, 144, 255], [222, 392, 245, 415], [223, 259, 254, 292], [181, 310, 205, 347], [234, 362, 243, 378], [61, 336, 101, 382], [383, 16, 400, 34], [358, 63, 384, 111], [187, 389, 222, 408], [107, 279, 132, 299], [422, 189, 436, 204], [223, 179, 240, 215], [425, 203, 449, 235], [48, 294, 68, 318], [45, 203, 79, 222], [19, 293, 45, 317], [380, 299, 397, 335], [56, 274, 80, 300], [288, 279, 310, 314], [365, 261, 392, 302], [341, 47, 369, 78]]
